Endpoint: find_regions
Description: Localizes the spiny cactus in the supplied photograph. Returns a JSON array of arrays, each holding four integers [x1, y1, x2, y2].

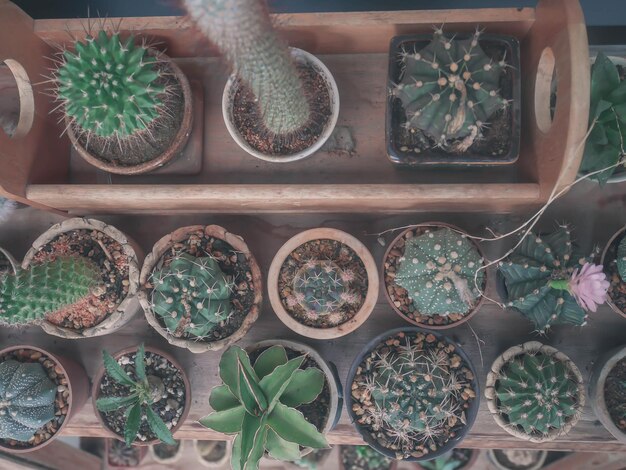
[[618, 237, 626, 281], [184, 0, 310, 135], [395, 227, 484, 316], [0, 257, 101, 325], [392, 28, 509, 152], [0, 359, 56, 442], [53, 30, 166, 140], [150, 254, 233, 339]]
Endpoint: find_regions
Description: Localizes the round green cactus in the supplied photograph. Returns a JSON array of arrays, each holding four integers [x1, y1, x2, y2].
[[617, 236, 626, 281], [55, 30, 165, 139], [0, 359, 56, 442], [150, 254, 233, 339], [395, 227, 484, 316], [393, 29, 509, 151]]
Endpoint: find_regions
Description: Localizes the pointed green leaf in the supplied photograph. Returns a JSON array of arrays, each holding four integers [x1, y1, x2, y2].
[[266, 428, 302, 461], [591, 53, 620, 116], [198, 405, 246, 434], [135, 343, 147, 382], [267, 402, 328, 449], [103, 350, 136, 388], [238, 358, 268, 415], [231, 434, 242, 470], [146, 406, 176, 445], [281, 368, 325, 408], [253, 345, 288, 379], [95, 394, 139, 413], [259, 355, 304, 410], [209, 384, 240, 411], [220, 346, 257, 402], [239, 414, 265, 470], [124, 403, 141, 446]]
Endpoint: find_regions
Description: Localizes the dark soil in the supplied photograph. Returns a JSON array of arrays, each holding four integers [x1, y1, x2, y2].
[[491, 449, 546, 470], [74, 58, 185, 167], [153, 440, 181, 460], [96, 350, 186, 444], [604, 230, 626, 316], [108, 439, 144, 467], [340, 445, 395, 470], [0, 251, 13, 274], [232, 64, 332, 156], [604, 357, 626, 433], [0, 349, 70, 450], [31, 229, 131, 330], [144, 228, 257, 342], [196, 440, 228, 462], [384, 227, 485, 327]]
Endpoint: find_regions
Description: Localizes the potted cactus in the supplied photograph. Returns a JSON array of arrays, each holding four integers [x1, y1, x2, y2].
[[149, 439, 183, 464], [601, 224, 626, 318], [194, 440, 232, 468], [0, 345, 88, 453], [414, 449, 478, 470], [387, 28, 520, 167], [139, 225, 262, 353], [382, 223, 486, 329], [268, 228, 379, 339], [485, 341, 585, 442], [339, 445, 397, 470], [49, 29, 192, 174], [185, 0, 339, 162], [199, 344, 330, 470], [347, 328, 480, 461], [92, 343, 191, 446], [106, 438, 147, 468], [498, 225, 610, 333], [487, 449, 547, 470]]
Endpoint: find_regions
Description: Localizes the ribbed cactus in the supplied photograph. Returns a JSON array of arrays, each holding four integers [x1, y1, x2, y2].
[[392, 28, 509, 151], [184, 0, 310, 135], [150, 254, 233, 339], [618, 237, 626, 281], [395, 227, 484, 316], [0, 257, 101, 325], [0, 359, 56, 442], [54, 30, 165, 139]]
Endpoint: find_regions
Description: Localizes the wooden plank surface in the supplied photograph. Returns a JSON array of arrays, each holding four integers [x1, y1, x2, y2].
[[1, 179, 626, 451]]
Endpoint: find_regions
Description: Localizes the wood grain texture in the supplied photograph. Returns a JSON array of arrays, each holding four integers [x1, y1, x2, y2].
[[0, 440, 100, 470]]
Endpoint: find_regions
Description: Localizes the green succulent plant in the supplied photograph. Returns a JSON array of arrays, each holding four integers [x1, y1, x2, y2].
[[353, 445, 393, 469], [421, 451, 466, 470], [395, 227, 484, 317], [0, 359, 56, 442], [580, 52, 626, 184], [200, 345, 329, 470], [0, 257, 101, 325], [150, 253, 233, 339], [95, 344, 176, 446], [617, 236, 626, 281], [393, 28, 509, 152]]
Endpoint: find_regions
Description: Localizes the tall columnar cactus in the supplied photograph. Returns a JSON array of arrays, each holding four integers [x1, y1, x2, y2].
[[393, 28, 509, 151], [0, 359, 56, 442], [184, 0, 310, 135], [395, 227, 484, 316], [0, 257, 101, 325], [53, 30, 166, 140], [150, 254, 233, 339], [618, 237, 626, 281]]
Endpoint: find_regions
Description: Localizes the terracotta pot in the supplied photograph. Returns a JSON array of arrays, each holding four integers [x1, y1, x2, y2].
[[148, 439, 183, 464], [139, 225, 262, 353], [601, 224, 626, 319], [487, 449, 547, 470], [485, 341, 585, 443], [91, 345, 192, 447], [589, 345, 626, 443], [337, 446, 398, 470], [193, 440, 232, 468], [268, 228, 379, 339], [0, 245, 17, 273], [0, 345, 89, 454], [67, 51, 193, 175], [22, 217, 142, 339], [105, 438, 147, 468], [413, 449, 480, 470], [382, 222, 487, 329]]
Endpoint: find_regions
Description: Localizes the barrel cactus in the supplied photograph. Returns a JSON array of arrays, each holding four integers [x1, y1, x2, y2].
[[395, 227, 484, 317], [150, 254, 233, 339], [0, 257, 101, 325], [618, 237, 626, 281], [0, 359, 56, 442], [392, 28, 509, 152]]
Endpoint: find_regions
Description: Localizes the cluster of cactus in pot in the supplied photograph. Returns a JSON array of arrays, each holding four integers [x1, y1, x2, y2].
[[499, 226, 610, 333], [200, 345, 328, 470], [0, 257, 101, 325], [618, 237, 626, 281], [149, 253, 233, 339], [392, 28, 509, 152], [395, 227, 484, 317]]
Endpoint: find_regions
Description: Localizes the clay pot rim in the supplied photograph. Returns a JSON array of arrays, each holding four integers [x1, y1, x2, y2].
[[138, 225, 263, 353], [91, 344, 192, 447], [67, 50, 193, 175], [484, 341, 585, 443], [382, 222, 488, 330], [0, 345, 78, 454], [106, 438, 148, 468], [267, 227, 379, 339], [601, 224, 626, 319], [193, 439, 232, 468], [486, 448, 547, 470], [148, 438, 184, 464], [413, 448, 480, 470], [22, 217, 141, 339]]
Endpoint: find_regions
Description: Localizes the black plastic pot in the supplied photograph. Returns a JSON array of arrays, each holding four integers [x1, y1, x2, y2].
[[346, 327, 480, 462], [386, 33, 521, 167]]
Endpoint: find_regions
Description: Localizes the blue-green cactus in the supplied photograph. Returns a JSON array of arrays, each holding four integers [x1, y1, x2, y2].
[[0, 359, 56, 442], [618, 237, 626, 281], [395, 227, 484, 317]]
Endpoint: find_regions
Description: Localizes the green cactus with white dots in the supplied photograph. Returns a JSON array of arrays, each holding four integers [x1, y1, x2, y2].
[[0, 359, 56, 442], [150, 253, 233, 339], [499, 226, 594, 333], [392, 28, 509, 152], [617, 237, 626, 282], [395, 227, 484, 316]]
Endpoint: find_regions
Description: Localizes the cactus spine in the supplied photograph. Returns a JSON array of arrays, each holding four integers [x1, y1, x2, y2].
[[618, 237, 626, 281]]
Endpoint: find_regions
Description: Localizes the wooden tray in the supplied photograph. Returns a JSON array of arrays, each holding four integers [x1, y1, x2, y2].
[[0, 0, 589, 214]]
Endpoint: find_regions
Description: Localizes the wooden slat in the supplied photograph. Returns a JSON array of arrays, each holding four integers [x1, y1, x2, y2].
[[0, 440, 100, 470]]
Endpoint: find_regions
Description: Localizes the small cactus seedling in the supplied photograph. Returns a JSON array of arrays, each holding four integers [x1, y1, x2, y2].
[[0, 257, 101, 325], [395, 227, 484, 317], [393, 28, 509, 152], [150, 253, 233, 339], [617, 236, 626, 281], [0, 359, 56, 442]]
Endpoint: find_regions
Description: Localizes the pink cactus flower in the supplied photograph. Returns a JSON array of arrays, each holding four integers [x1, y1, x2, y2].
[[568, 263, 610, 312]]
